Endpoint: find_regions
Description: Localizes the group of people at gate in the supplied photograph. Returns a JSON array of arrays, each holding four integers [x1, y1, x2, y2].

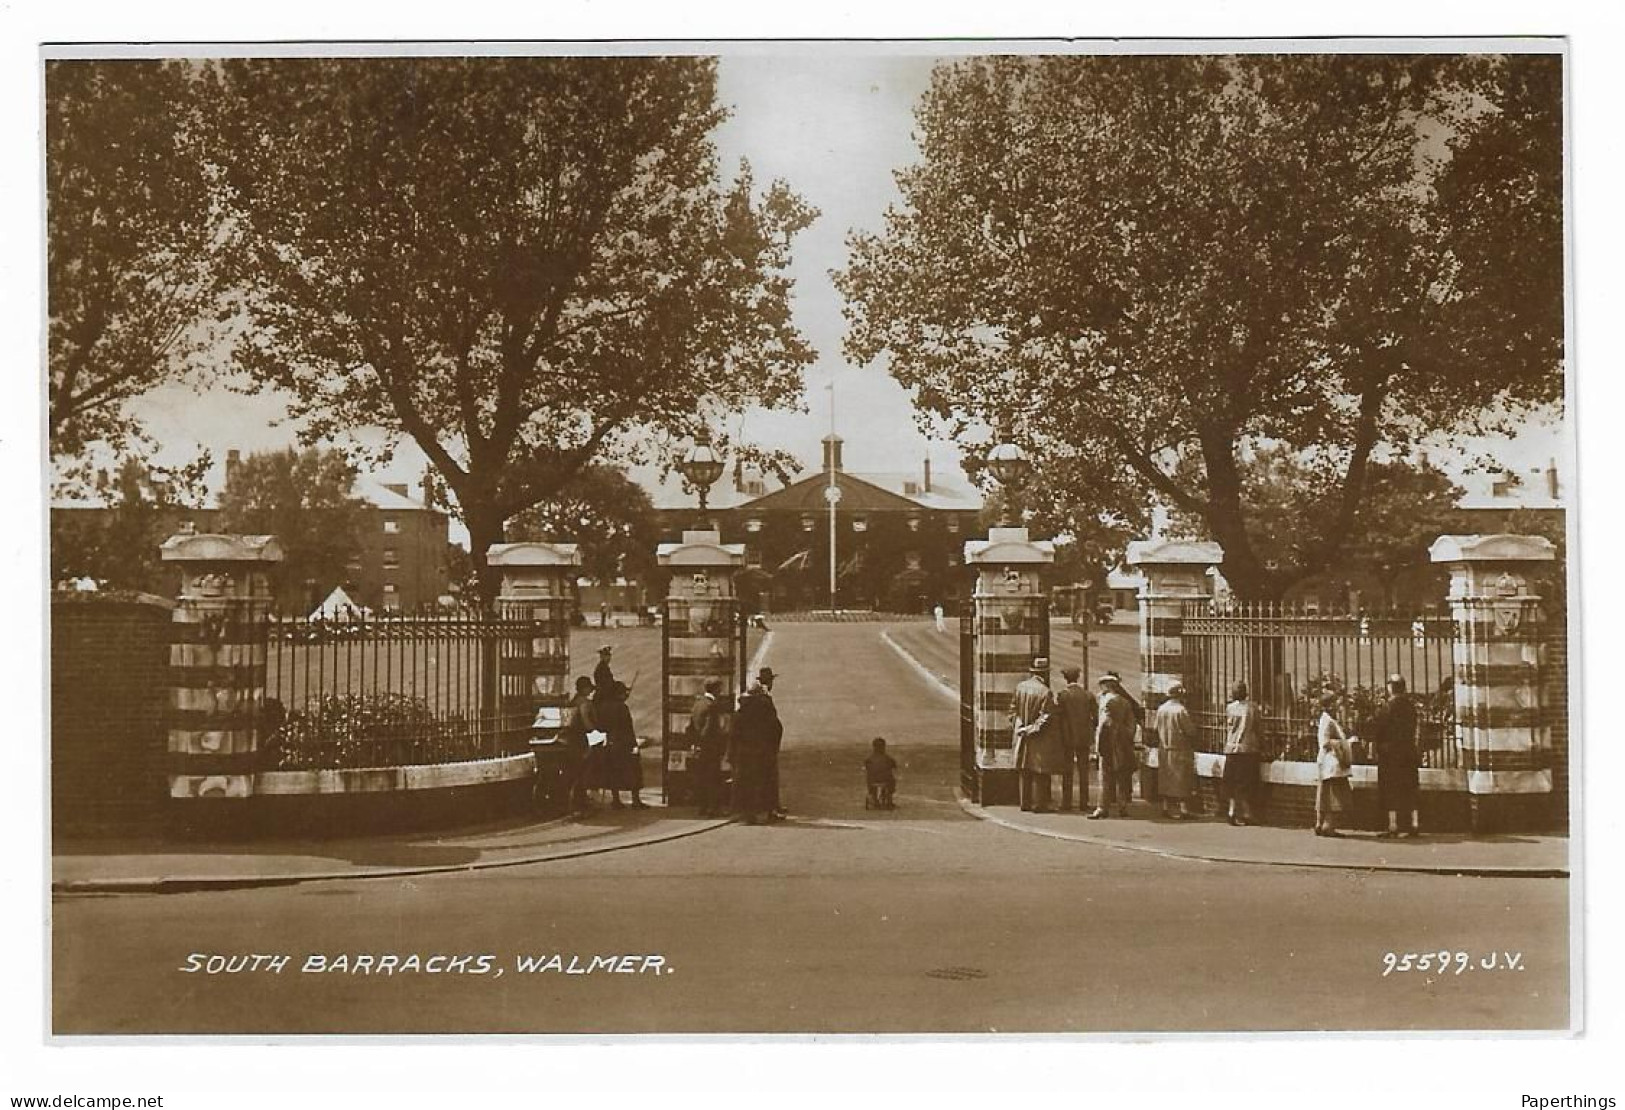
[[681, 667, 788, 825], [1009, 660, 1427, 836]]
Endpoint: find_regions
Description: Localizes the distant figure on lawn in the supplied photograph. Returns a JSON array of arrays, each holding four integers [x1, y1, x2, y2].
[[1372, 674, 1422, 839], [933, 603, 947, 633], [1011, 657, 1059, 814], [865, 737, 898, 809]]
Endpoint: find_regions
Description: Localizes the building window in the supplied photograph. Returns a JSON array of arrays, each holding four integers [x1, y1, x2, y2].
[[946, 516, 961, 533], [746, 546, 763, 568], [382, 583, 400, 612], [382, 548, 400, 569], [801, 516, 816, 532], [905, 551, 922, 571], [383, 518, 400, 535], [852, 517, 868, 533], [907, 515, 921, 532], [745, 518, 764, 534]]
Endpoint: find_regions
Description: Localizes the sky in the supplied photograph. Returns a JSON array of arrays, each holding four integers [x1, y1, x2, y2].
[[122, 53, 963, 499], [118, 49, 1567, 509]]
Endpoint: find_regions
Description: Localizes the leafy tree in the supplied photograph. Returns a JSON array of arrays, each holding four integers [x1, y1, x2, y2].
[[46, 60, 235, 460], [217, 57, 815, 601], [1166, 447, 1466, 601], [840, 54, 1563, 600], [217, 447, 368, 610], [505, 465, 658, 586], [50, 455, 211, 593]]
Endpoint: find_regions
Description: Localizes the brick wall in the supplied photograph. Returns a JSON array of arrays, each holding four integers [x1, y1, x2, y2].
[[51, 593, 173, 837]]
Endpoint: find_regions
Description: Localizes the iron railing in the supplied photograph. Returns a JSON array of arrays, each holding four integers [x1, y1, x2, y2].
[[1178, 600, 1459, 767], [259, 603, 546, 770]]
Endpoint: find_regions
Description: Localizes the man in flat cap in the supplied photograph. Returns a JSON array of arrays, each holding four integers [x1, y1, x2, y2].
[[1371, 674, 1422, 838], [1091, 672, 1140, 819], [1011, 657, 1059, 813]]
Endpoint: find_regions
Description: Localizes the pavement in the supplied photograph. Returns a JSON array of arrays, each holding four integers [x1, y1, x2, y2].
[[52, 797, 730, 894], [961, 796, 1569, 877]]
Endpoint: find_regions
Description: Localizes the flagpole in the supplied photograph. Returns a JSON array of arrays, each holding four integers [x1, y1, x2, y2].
[[827, 378, 837, 612]]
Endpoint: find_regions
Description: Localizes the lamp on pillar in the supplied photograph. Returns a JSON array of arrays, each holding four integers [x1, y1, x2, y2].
[[985, 436, 1031, 527], [679, 431, 727, 527]]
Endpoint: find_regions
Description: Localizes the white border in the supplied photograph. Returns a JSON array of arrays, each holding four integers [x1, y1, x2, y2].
[[10, 7, 1616, 1109]]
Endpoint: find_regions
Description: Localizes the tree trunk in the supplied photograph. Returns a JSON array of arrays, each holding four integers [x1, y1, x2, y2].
[[465, 503, 507, 610]]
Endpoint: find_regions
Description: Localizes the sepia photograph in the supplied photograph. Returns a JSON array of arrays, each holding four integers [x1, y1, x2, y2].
[[39, 36, 1578, 1045]]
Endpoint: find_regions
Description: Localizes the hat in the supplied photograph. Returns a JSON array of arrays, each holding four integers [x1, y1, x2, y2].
[[1097, 671, 1121, 686], [758, 666, 777, 681], [1029, 657, 1049, 673], [598, 645, 613, 655], [1168, 681, 1187, 697]]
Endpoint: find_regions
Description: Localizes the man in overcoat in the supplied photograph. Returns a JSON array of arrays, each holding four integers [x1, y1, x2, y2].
[[1055, 665, 1098, 811], [1091, 672, 1139, 819], [688, 678, 730, 818], [1372, 673, 1422, 838], [1011, 657, 1059, 813], [729, 675, 781, 825]]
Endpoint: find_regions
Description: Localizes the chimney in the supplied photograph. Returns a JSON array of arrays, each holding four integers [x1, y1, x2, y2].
[[225, 449, 241, 484], [1547, 458, 1559, 500], [923, 457, 932, 493], [821, 434, 844, 474], [734, 457, 745, 493]]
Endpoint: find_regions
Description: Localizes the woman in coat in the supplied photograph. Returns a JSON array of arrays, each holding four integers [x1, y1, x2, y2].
[[599, 681, 645, 810], [1153, 682, 1198, 820], [1223, 681, 1263, 826]]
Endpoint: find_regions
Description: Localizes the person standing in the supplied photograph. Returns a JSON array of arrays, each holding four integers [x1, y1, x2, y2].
[[593, 645, 615, 702], [561, 675, 598, 812], [756, 667, 787, 820], [1314, 691, 1354, 838], [1010, 657, 1058, 813], [600, 680, 645, 810], [1372, 674, 1422, 838], [1055, 666, 1098, 812], [1091, 673, 1138, 819], [688, 678, 730, 818], [1154, 682, 1198, 820], [933, 603, 947, 634], [1223, 681, 1263, 826], [730, 676, 780, 825]]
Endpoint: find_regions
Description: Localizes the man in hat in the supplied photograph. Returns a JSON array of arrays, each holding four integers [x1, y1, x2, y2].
[[593, 645, 615, 703], [687, 678, 730, 818], [756, 667, 788, 820], [730, 671, 783, 825], [1091, 672, 1139, 819], [1055, 665, 1098, 812], [1010, 657, 1058, 813], [1371, 674, 1422, 838]]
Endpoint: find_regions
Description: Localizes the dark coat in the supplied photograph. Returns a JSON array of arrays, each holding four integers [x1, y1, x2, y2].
[[593, 658, 615, 700], [689, 693, 729, 763], [1055, 684, 1098, 757], [597, 697, 638, 789], [1373, 692, 1422, 810], [730, 688, 781, 812]]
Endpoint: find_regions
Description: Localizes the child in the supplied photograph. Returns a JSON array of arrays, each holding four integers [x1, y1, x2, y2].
[[865, 737, 899, 810], [1315, 692, 1354, 838]]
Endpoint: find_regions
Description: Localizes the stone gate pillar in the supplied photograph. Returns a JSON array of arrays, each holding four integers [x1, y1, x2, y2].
[[160, 533, 283, 808], [487, 542, 581, 739], [657, 530, 745, 804], [1127, 538, 1225, 714], [963, 526, 1055, 805], [1430, 534, 1558, 832]]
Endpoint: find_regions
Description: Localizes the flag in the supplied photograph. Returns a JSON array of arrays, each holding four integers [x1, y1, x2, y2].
[[777, 550, 812, 572]]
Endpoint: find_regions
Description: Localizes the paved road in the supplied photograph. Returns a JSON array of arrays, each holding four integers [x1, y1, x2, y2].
[[52, 623, 1569, 1034]]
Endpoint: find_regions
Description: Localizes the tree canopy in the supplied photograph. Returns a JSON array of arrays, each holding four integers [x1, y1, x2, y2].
[[505, 465, 659, 586], [840, 54, 1563, 599], [217, 447, 368, 610], [46, 60, 235, 463], [217, 57, 816, 599]]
